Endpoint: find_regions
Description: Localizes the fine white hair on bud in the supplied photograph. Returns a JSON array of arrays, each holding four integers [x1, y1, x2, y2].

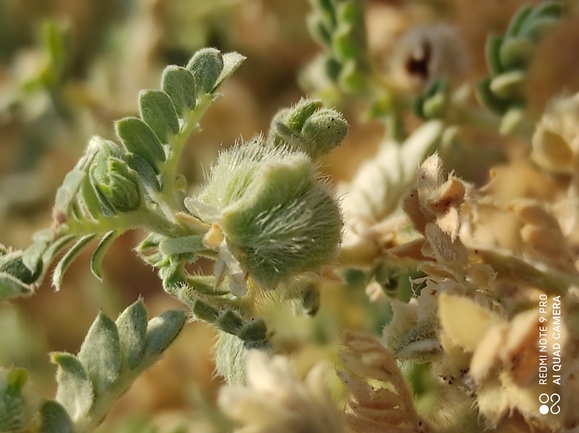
[[185, 135, 343, 291]]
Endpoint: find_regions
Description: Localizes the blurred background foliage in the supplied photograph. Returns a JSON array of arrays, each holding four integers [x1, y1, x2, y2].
[[1, 0, 579, 431]]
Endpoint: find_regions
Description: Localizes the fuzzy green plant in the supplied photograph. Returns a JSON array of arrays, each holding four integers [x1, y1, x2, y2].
[[0, 46, 349, 430], [2, 1, 578, 432]]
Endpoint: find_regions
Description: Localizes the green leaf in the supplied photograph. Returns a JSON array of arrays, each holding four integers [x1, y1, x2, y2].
[[0, 252, 41, 285], [312, 0, 337, 27], [39, 400, 74, 433], [332, 23, 356, 62], [0, 368, 29, 433], [485, 35, 504, 76], [53, 169, 86, 218], [161, 66, 197, 116], [214, 52, 247, 90], [90, 231, 119, 281], [307, 14, 333, 46], [125, 153, 161, 194], [116, 117, 166, 173], [476, 78, 510, 115], [52, 234, 97, 291], [138, 90, 179, 143], [500, 106, 526, 135], [159, 235, 204, 256], [526, 1, 562, 23], [186, 48, 224, 94], [22, 240, 47, 274], [489, 70, 527, 101], [41, 234, 76, 272], [116, 299, 148, 370], [145, 310, 186, 356], [521, 17, 560, 44], [499, 36, 536, 70], [505, 5, 532, 37], [186, 275, 228, 295], [237, 319, 268, 343], [81, 164, 114, 220], [217, 310, 244, 335], [52, 352, 94, 422], [78, 312, 121, 397], [0, 272, 33, 302], [192, 300, 220, 323]]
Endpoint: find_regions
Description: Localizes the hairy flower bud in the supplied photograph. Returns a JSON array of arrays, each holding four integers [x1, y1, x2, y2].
[[90, 151, 143, 214], [185, 137, 343, 291], [268, 99, 348, 159]]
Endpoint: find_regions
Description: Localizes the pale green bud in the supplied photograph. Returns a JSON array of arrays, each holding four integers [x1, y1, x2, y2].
[[90, 156, 142, 214], [186, 48, 224, 94], [187, 137, 343, 290], [268, 99, 348, 159], [218, 149, 342, 289], [300, 107, 349, 157]]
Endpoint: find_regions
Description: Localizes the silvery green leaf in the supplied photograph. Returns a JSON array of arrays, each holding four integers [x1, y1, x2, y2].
[[192, 299, 220, 323], [80, 170, 108, 220], [312, 0, 337, 27], [332, 22, 356, 62], [213, 52, 247, 90], [505, 5, 532, 38], [186, 275, 227, 295], [125, 153, 161, 194], [115, 299, 148, 370], [237, 319, 268, 343], [214, 332, 249, 385], [186, 48, 224, 94], [521, 17, 559, 44], [499, 36, 535, 70], [90, 231, 118, 281], [159, 235, 204, 256], [307, 14, 333, 46], [485, 35, 504, 76], [53, 169, 85, 217], [52, 234, 97, 291], [41, 235, 76, 272], [52, 352, 94, 422], [217, 310, 244, 335], [22, 240, 47, 273], [161, 66, 197, 116], [78, 312, 121, 397], [477, 78, 510, 115], [138, 90, 179, 143], [489, 70, 526, 101], [0, 252, 41, 285], [144, 310, 186, 356], [0, 368, 29, 433], [116, 117, 166, 173], [0, 272, 33, 301], [39, 400, 74, 433]]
